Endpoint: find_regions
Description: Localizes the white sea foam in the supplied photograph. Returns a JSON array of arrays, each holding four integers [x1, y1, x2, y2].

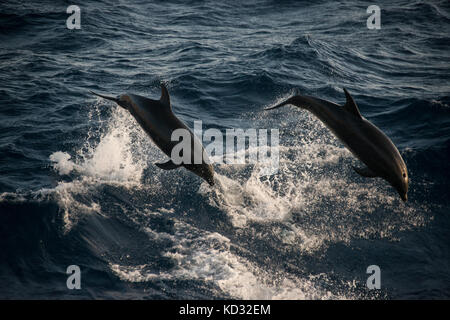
[[50, 103, 154, 184], [198, 122, 428, 253], [110, 221, 350, 299], [49, 151, 76, 175], [45, 100, 161, 231], [15, 97, 428, 298]]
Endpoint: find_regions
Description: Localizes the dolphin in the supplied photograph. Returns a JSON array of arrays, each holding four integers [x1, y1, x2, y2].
[[266, 89, 409, 201], [90, 84, 215, 186]]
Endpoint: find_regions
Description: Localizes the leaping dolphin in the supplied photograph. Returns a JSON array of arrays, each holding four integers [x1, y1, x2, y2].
[[90, 84, 215, 186], [266, 89, 409, 201]]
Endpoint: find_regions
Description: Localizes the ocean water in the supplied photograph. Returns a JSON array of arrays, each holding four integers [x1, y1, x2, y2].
[[0, 0, 449, 299]]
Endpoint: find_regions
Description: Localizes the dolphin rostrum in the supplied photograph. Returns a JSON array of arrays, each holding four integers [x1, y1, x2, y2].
[[266, 89, 409, 201], [90, 84, 215, 186]]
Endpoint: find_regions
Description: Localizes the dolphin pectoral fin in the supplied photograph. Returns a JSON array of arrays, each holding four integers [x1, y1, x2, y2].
[[352, 165, 378, 178], [343, 88, 363, 119], [155, 160, 181, 170]]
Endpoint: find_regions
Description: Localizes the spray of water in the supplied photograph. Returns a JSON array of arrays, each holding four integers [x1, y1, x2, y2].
[[37, 98, 429, 299]]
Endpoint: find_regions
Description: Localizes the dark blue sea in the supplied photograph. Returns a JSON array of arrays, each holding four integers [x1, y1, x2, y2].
[[0, 0, 449, 299]]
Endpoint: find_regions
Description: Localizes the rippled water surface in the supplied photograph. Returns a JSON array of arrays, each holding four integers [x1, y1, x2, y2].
[[0, 0, 449, 299]]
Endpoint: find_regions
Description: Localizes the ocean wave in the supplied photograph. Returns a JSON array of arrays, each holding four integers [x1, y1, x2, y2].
[[1, 0, 449, 299]]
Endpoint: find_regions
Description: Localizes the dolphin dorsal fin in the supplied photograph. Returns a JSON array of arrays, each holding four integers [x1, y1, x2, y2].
[[160, 83, 171, 108], [343, 88, 362, 119]]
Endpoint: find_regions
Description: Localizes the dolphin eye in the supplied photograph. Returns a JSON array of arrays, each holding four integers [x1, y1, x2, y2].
[[402, 173, 406, 178]]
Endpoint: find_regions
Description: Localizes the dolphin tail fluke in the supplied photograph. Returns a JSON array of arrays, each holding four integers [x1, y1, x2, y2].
[[90, 91, 120, 104], [265, 97, 294, 111], [265, 88, 306, 111]]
